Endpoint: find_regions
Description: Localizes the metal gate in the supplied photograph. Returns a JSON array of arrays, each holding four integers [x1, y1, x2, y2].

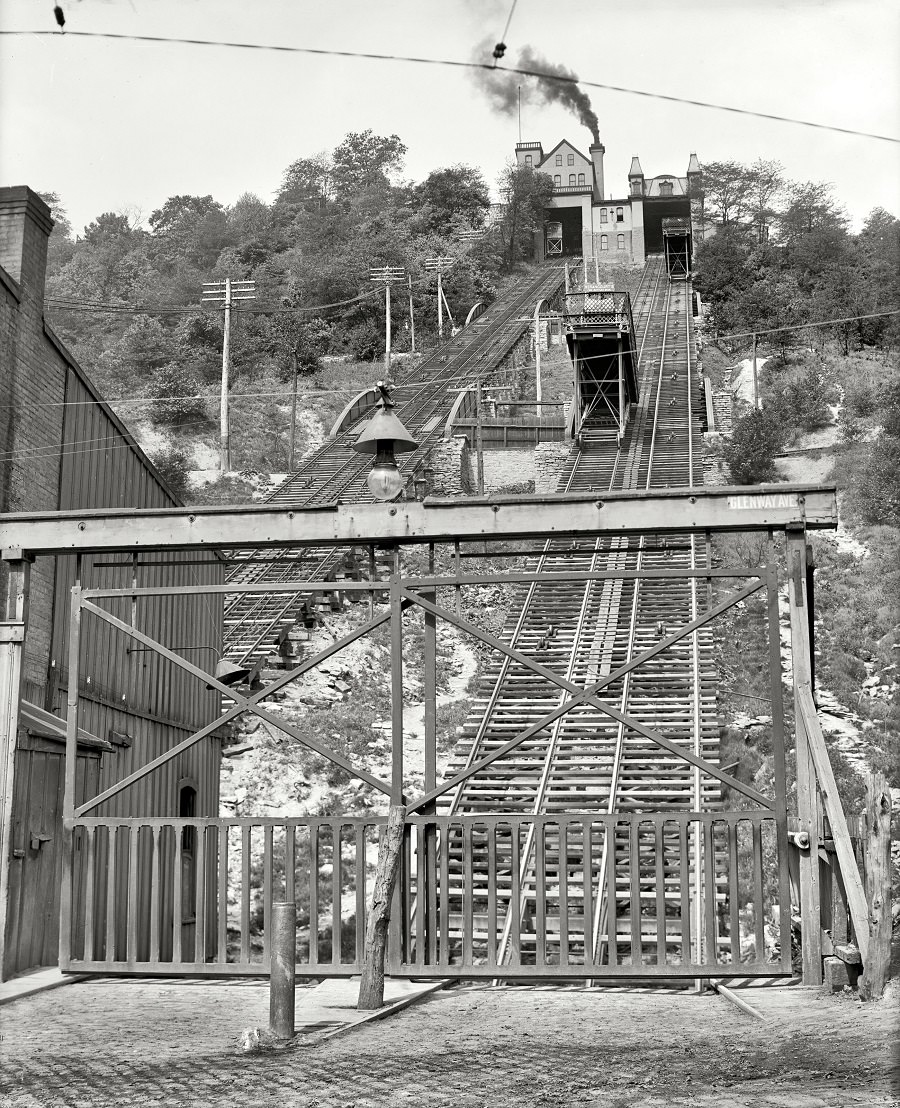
[[0, 487, 844, 980]]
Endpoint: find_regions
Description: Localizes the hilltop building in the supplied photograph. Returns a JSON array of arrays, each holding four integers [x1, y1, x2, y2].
[[515, 140, 703, 263]]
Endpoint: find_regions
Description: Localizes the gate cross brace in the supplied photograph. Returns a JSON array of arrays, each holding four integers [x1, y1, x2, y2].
[[72, 598, 403, 817], [403, 579, 772, 813]]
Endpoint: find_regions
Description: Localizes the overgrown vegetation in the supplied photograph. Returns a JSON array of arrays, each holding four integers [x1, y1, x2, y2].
[[40, 136, 555, 488]]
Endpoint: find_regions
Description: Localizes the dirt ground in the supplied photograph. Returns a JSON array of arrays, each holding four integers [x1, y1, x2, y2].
[[0, 977, 897, 1108]]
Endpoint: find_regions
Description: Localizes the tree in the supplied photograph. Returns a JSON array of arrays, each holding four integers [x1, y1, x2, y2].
[[746, 159, 785, 244], [148, 194, 230, 268], [724, 408, 785, 483], [777, 180, 848, 246], [494, 163, 554, 270], [83, 211, 140, 246], [411, 165, 490, 234], [697, 161, 755, 229], [276, 154, 334, 207], [38, 190, 76, 274], [331, 131, 407, 198]]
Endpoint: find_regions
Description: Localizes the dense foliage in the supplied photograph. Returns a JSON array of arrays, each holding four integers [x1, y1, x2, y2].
[[41, 135, 553, 449]]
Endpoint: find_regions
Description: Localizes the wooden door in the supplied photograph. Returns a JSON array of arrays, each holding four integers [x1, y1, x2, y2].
[[4, 735, 100, 978]]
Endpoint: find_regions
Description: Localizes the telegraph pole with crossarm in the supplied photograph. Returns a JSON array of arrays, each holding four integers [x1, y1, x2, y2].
[[369, 267, 405, 378], [202, 277, 255, 472]]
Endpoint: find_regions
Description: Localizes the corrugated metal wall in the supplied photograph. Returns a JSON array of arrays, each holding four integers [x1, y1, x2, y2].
[[48, 367, 224, 819]]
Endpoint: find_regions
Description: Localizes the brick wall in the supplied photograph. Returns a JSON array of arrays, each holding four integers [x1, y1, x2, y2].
[[0, 189, 65, 693]]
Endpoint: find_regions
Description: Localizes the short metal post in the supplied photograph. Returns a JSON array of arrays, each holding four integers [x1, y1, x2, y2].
[[269, 901, 296, 1038]]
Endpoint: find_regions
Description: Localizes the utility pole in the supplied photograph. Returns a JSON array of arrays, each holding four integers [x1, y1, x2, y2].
[[370, 266, 405, 379], [289, 347, 299, 471], [475, 382, 485, 496], [407, 273, 416, 354], [751, 331, 761, 409], [202, 277, 255, 472], [425, 256, 453, 342]]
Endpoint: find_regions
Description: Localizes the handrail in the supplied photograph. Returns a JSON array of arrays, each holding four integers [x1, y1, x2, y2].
[[328, 387, 381, 438], [796, 682, 871, 961]]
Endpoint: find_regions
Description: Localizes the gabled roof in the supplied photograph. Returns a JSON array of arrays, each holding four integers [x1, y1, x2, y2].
[[538, 138, 592, 169]]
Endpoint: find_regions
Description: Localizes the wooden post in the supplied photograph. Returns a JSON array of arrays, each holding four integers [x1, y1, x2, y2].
[[787, 530, 822, 984], [269, 901, 296, 1037], [475, 384, 485, 496], [860, 773, 892, 1001], [358, 804, 406, 1010], [220, 277, 232, 472], [407, 273, 416, 354], [751, 332, 760, 409], [0, 557, 30, 980], [289, 348, 299, 471]]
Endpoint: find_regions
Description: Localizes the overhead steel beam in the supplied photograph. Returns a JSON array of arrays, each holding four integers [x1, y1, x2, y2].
[[0, 485, 837, 556]]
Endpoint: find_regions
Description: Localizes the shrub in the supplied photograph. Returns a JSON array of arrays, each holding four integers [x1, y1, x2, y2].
[[150, 444, 192, 501], [149, 362, 209, 427], [724, 408, 784, 483]]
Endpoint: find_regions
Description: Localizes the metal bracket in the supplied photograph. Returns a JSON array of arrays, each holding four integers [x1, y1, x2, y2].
[[0, 623, 25, 643]]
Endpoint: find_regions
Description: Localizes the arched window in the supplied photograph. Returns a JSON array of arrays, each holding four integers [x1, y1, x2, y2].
[[553, 174, 561, 186], [567, 153, 574, 165], [631, 179, 643, 196], [569, 174, 576, 186], [617, 233, 626, 251], [524, 155, 532, 168], [659, 180, 673, 196], [616, 207, 624, 222], [600, 209, 608, 223], [555, 154, 562, 166], [577, 173, 585, 185], [600, 234, 608, 251]]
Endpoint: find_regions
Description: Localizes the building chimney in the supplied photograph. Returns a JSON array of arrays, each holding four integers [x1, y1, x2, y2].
[[0, 186, 53, 300], [589, 143, 605, 203]]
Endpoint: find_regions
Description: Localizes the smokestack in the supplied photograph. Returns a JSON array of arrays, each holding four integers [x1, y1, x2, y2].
[[471, 39, 600, 145], [589, 144, 605, 203]]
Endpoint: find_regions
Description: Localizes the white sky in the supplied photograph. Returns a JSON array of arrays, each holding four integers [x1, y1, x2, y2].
[[1, 0, 898, 233]]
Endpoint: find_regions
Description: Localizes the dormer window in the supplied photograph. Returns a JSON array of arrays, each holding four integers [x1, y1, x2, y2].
[[659, 180, 673, 196], [631, 179, 642, 196]]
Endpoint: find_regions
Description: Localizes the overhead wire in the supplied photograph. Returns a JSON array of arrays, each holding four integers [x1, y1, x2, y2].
[[2, 29, 897, 144]]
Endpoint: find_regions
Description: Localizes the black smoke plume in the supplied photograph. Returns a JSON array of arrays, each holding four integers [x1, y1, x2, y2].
[[472, 39, 600, 144]]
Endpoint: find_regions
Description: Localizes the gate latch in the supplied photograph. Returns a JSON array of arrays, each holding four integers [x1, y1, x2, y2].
[[29, 834, 52, 851]]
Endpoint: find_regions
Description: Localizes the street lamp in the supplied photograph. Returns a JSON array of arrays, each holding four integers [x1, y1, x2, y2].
[[352, 382, 419, 501]]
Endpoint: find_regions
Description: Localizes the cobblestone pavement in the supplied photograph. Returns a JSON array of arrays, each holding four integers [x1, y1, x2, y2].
[[0, 978, 897, 1107]]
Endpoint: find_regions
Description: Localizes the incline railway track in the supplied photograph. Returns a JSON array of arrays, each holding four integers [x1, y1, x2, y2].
[[435, 255, 723, 968], [222, 265, 565, 667]]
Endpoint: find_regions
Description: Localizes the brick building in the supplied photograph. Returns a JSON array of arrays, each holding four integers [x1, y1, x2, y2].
[[515, 140, 704, 264], [0, 187, 223, 979]]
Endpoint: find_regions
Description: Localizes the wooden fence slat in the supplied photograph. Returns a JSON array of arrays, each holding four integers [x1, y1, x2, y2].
[[126, 826, 139, 965], [263, 826, 273, 965], [83, 826, 95, 963], [679, 821, 690, 963], [655, 821, 666, 966], [510, 824, 521, 965], [241, 825, 251, 965], [463, 822, 474, 967], [332, 823, 342, 965], [559, 822, 569, 968], [105, 824, 118, 961], [172, 825, 182, 963], [439, 825, 450, 968], [356, 826, 367, 968], [195, 825, 207, 965], [416, 824, 426, 969], [606, 822, 618, 968], [308, 825, 319, 967], [702, 820, 716, 966], [752, 822, 765, 961], [797, 684, 870, 962], [486, 825, 497, 969], [535, 822, 547, 967], [728, 822, 741, 966], [583, 821, 593, 964], [149, 826, 161, 964], [217, 824, 228, 963]]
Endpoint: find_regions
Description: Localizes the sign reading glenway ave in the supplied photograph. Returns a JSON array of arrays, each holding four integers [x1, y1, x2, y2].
[[727, 493, 800, 510]]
